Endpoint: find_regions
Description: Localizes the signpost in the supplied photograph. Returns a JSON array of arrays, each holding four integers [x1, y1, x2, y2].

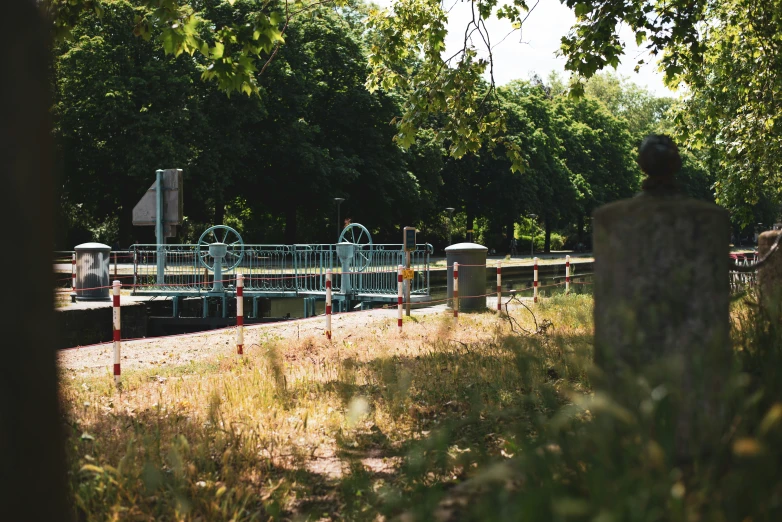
[[132, 169, 183, 284], [403, 227, 417, 316]]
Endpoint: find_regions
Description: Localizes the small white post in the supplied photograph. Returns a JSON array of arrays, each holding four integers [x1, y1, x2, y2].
[[397, 265, 403, 333], [71, 253, 76, 295], [533, 257, 539, 303], [325, 269, 332, 341], [453, 262, 459, 323], [565, 255, 571, 295], [496, 261, 502, 312], [112, 280, 121, 386], [236, 274, 244, 355]]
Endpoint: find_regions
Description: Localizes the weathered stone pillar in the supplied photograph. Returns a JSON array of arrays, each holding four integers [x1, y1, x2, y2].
[[593, 135, 732, 458], [757, 230, 782, 314]]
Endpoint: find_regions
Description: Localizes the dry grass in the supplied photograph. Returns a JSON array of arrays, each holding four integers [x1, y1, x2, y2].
[[62, 295, 594, 521]]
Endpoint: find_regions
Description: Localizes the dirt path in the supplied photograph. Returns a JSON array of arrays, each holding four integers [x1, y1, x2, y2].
[[57, 300, 489, 376]]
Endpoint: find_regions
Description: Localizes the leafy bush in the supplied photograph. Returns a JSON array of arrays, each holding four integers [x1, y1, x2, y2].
[[518, 234, 545, 252], [549, 232, 566, 250]]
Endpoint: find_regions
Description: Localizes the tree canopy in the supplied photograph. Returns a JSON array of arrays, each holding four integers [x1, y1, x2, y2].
[[47, 0, 780, 247]]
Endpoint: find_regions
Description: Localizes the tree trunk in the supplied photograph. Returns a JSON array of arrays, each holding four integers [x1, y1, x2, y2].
[[1, 3, 71, 519], [466, 212, 474, 242], [119, 191, 134, 247], [544, 217, 552, 253], [285, 205, 297, 244], [214, 189, 225, 226], [577, 214, 585, 248]]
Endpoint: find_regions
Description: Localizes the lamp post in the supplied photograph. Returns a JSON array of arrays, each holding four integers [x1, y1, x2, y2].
[[334, 197, 345, 241], [529, 214, 537, 257], [445, 207, 455, 247]]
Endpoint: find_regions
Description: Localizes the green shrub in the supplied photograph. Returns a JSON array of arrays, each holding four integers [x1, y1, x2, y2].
[[549, 232, 566, 250]]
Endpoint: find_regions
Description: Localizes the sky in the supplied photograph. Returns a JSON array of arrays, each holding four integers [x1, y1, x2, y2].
[[371, 0, 676, 98]]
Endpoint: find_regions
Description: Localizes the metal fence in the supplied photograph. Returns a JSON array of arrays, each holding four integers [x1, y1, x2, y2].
[[730, 254, 757, 293], [128, 243, 433, 297]]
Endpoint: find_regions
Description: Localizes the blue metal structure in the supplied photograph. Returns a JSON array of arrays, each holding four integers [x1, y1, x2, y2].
[[129, 223, 433, 318]]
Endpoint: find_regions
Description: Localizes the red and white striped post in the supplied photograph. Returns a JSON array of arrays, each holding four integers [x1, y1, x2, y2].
[[496, 261, 502, 312], [533, 257, 539, 303], [325, 269, 332, 341], [397, 265, 403, 333], [453, 262, 459, 323], [565, 255, 571, 295], [236, 274, 244, 355], [112, 280, 121, 385], [71, 253, 76, 294]]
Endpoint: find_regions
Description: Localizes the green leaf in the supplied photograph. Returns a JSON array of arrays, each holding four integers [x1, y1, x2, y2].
[[574, 3, 589, 18], [211, 42, 225, 59]]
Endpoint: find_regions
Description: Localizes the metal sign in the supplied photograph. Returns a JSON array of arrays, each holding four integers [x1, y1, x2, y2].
[[132, 169, 183, 237], [404, 226, 417, 251], [402, 268, 414, 280]]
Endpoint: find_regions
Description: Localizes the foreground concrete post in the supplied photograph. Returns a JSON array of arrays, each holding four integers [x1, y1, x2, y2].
[[593, 135, 732, 459], [757, 230, 782, 314]]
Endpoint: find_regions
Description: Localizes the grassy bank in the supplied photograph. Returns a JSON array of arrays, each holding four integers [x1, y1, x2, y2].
[[62, 296, 592, 520], [61, 293, 782, 521]]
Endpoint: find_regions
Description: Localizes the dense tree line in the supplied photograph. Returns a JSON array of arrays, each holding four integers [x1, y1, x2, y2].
[[53, 0, 747, 253]]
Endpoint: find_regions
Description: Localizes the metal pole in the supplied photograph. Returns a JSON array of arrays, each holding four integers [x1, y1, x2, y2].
[[397, 265, 403, 333], [112, 280, 121, 386], [533, 257, 539, 303], [325, 269, 332, 340], [453, 262, 459, 323], [497, 261, 502, 311], [405, 250, 411, 316], [236, 274, 244, 355], [155, 169, 165, 285]]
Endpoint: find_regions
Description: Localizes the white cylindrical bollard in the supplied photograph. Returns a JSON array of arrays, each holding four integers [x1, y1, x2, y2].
[[453, 262, 459, 322], [112, 280, 121, 385], [236, 274, 244, 355], [325, 269, 332, 341], [565, 255, 571, 295], [533, 257, 539, 303], [496, 262, 502, 311], [71, 253, 76, 294], [397, 265, 403, 333]]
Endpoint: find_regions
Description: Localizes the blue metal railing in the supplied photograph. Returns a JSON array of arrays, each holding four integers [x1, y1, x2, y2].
[[128, 243, 433, 297]]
